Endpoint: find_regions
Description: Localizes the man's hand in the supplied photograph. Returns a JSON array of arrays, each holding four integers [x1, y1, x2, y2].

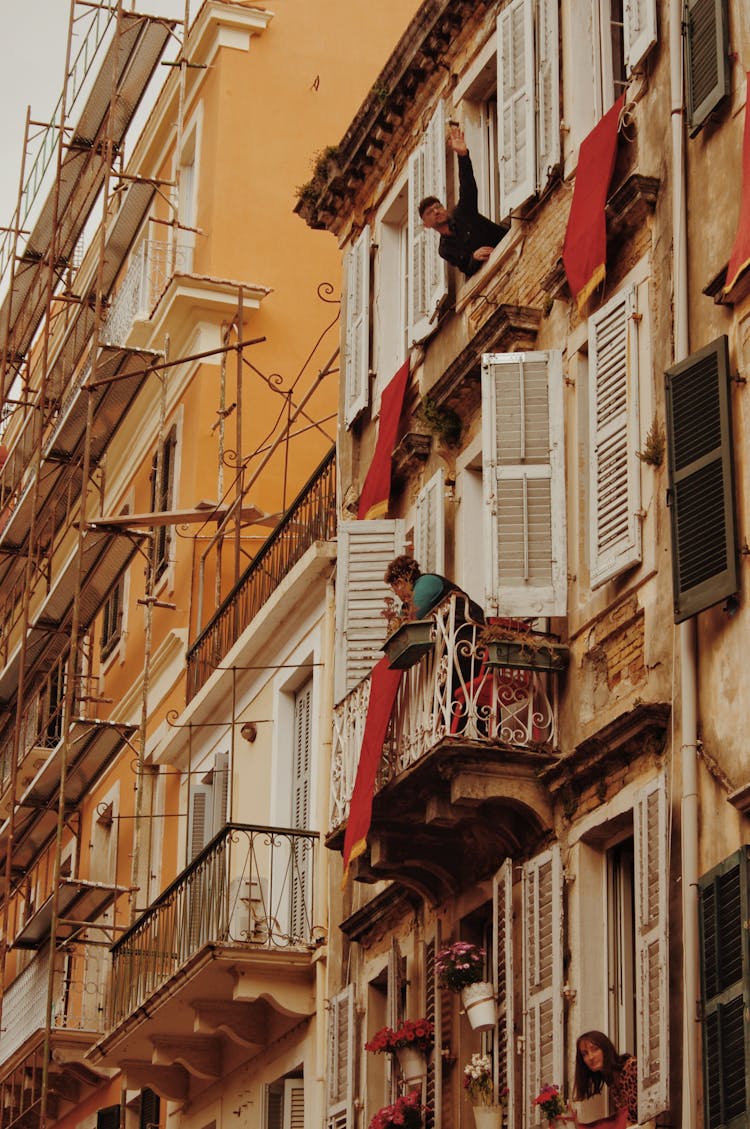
[[448, 123, 469, 156], [472, 246, 494, 263]]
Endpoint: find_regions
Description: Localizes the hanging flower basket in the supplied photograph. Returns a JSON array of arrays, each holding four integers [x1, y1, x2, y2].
[[365, 1018, 434, 1057], [396, 1044, 428, 1084], [435, 941, 486, 992], [368, 1090, 429, 1129], [472, 1107, 505, 1129], [382, 619, 435, 669], [463, 1052, 508, 1128], [460, 980, 497, 1031]]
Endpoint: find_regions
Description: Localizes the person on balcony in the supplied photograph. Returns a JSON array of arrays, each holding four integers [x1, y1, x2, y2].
[[384, 554, 484, 624], [418, 123, 507, 278], [573, 1031, 638, 1125]]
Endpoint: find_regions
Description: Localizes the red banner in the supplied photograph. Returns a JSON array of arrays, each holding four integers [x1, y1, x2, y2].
[[357, 359, 410, 519]]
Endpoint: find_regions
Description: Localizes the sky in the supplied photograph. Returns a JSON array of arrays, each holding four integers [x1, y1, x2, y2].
[[0, 1, 194, 227]]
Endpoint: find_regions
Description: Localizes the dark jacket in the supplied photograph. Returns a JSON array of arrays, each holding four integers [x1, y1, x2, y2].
[[438, 154, 508, 277]]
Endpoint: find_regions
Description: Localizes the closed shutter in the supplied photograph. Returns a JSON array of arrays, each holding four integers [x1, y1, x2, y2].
[[388, 937, 404, 1101], [699, 847, 750, 1129], [634, 774, 669, 1119], [685, 0, 730, 135], [344, 228, 371, 427], [97, 1106, 121, 1129], [139, 1088, 160, 1129], [523, 846, 563, 1129], [188, 784, 212, 861], [408, 103, 447, 343], [493, 859, 515, 1123], [283, 1080, 305, 1129], [481, 351, 567, 616], [588, 285, 642, 588], [414, 469, 446, 575], [291, 681, 312, 939], [334, 519, 406, 703], [424, 937, 440, 1129], [211, 750, 229, 832], [327, 985, 356, 1129], [623, 0, 657, 76], [535, 0, 560, 188], [665, 335, 738, 623], [497, 0, 536, 217]]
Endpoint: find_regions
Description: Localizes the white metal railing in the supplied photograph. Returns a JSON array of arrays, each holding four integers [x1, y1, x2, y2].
[[102, 240, 192, 346], [330, 595, 559, 831]]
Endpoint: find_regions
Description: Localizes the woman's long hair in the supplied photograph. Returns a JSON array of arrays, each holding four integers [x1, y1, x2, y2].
[[573, 1031, 631, 1101]]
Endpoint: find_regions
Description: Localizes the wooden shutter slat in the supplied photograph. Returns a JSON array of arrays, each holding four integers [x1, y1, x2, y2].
[[686, 0, 730, 135], [415, 469, 445, 575], [523, 847, 563, 1129], [493, 859, 515, 1122], [623, 0, 657, 76], [344, 229, 371, 427], [536, 0, 560, 187], [498, 0, 537, 217]]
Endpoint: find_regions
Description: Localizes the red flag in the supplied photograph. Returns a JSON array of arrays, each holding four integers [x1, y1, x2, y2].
[[357, 359, 410, 519], [342, 657, 403, 882], [725, 73, 750, 296], [563, 96, 624, 310]]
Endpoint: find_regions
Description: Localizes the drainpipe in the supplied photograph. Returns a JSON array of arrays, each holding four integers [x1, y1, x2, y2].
[[670, 2, 699, 1126]]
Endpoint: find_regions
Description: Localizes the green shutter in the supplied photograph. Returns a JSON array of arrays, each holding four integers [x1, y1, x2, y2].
[[698, 847, 750, 1129], [664, 336, 738, 623], [685, 0, 730, 136]]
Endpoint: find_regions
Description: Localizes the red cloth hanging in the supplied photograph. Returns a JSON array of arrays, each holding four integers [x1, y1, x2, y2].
[[357, 358, 410, 519], [563, 96, 624, 310]]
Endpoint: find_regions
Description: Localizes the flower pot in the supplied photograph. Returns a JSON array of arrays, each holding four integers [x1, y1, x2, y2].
[[484, 639, 568, 673], [395, 1045, 427, 1084], [383, 620, 434, 670], [461, 981, 497, 1031], [472, 1105, 504, 1129]]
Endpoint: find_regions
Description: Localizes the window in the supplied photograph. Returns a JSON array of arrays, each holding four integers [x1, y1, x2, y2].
[[457, 41, 502, 225], [523, 847, 564, 1129], [374, 184, 409, 406], [414, 469, 445, 576], [685, 0, 730, 135], [265, 1077, 304, 1129], [100, 507, 130, 660], [343, 228, 371, 428], [481, 351, 567, 617], [698, 846, 750, 1128], [366, 941, 405, 1112], [664, 335, 738, 623], [150, 426, 177, 581], [326, 985, 356, 1129], [607, 837, 636, 1053], [408, 102, 448, 342]]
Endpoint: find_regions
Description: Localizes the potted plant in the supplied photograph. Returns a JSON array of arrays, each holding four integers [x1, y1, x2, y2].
[[435, 942, 497, 1031], [532, 1084, 568, 1127], [479, 623, 569, 674], [463, 1053, 509, 1129], [365, 1018, 435, 1084], [368, 1090, 429, 1129], [381, 595, 434, 670]]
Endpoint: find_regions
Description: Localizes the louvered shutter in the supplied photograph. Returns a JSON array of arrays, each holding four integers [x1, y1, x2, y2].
[[424, 937, 441, 1129], [414, 469, 445, 575], [188, 784, 212, 861], [493, 859, 515, 1122], [387, 937, 404, 1100], [623, 0, 657, 76], [408, 104, 447, 343], [685, 0, 730, 135], [291, 681, 312, 939], [634, 774, 669, 1119], [267, 1086, 283, 1129], [588, 285, 642, 588], [283, 1080, 305, 1129], [535, 0, 560, 188], [334, 519, 406, 703], [497, 0, 536, 218], [482, 351, 567, 617], [97, 1106, 121, 1129], [139, 1088, 160, 1129], [211, 750, 229, 832], [665, 336, 738, 623], [698, 847, 750, 1129], [344, 228, 371, 427], [523, 846, 563, 1129], [327, 985, 356, 1129]]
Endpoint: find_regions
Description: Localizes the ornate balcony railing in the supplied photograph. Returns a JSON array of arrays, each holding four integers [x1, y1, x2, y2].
[[330, 595, 559, 830], [101, 239, 192, 346], [109, 822, 318, 1028], [186, 447, 336, 700]]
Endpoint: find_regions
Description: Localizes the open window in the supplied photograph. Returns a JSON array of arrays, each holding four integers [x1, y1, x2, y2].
[[266, 1076, 304, 1129], [374, 181, 410, 409], [150, 425, 178, 582], [408, 102, 448, 342], [327, 985, 356, 1129]]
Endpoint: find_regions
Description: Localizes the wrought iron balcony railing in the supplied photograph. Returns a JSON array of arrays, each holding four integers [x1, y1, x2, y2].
[[330, 595, 560, 830], [101, 239, 192, 346], [186, 447, 336, 701], [108, 822, 318, 1028]]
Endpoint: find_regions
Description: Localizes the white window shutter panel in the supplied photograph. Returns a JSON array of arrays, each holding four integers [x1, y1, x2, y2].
[[497, 0, 536, 218], [283, 1080, 305, 1129], [188, 784, 212, 861], [482, 351, 567, 617], [493, 859, 516, 1124], [523, 846, 564, 1129], [211, 750, 229, 833], [414, 468, 445, 575], [334, 519, 406, 703], [343, 228, 370, 428], [326, 985, 356, 1129], [588, 285, 642, 589], [536, 0, 560, 188], [634, 774, 669, 1120], [623, 0, 657, 76], [408, 146, 429, 342], [423, 101, 448, 334]]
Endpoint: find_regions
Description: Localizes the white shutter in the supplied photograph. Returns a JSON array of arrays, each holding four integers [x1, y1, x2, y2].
[[344, 228, 371, 428], [414, 468, 445, 575], [408, 104, 447, 343], [493, 859, 516, 1124], [211, 750, 229, 833], [634, 774, 669, 1119], [481, 351, 567, 617], [523, 846, 563, 1129], [623, 0, 657, 76], [588, 285, 642, 589], [498, 0, 536, 218], [291, 681, 313, 939], [327, 985, 356, 1129], [188, 784, 212, 861], [536, 0, 560, 188], [283, 1079, 305, 1129], [334, 519, 406, 703]]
